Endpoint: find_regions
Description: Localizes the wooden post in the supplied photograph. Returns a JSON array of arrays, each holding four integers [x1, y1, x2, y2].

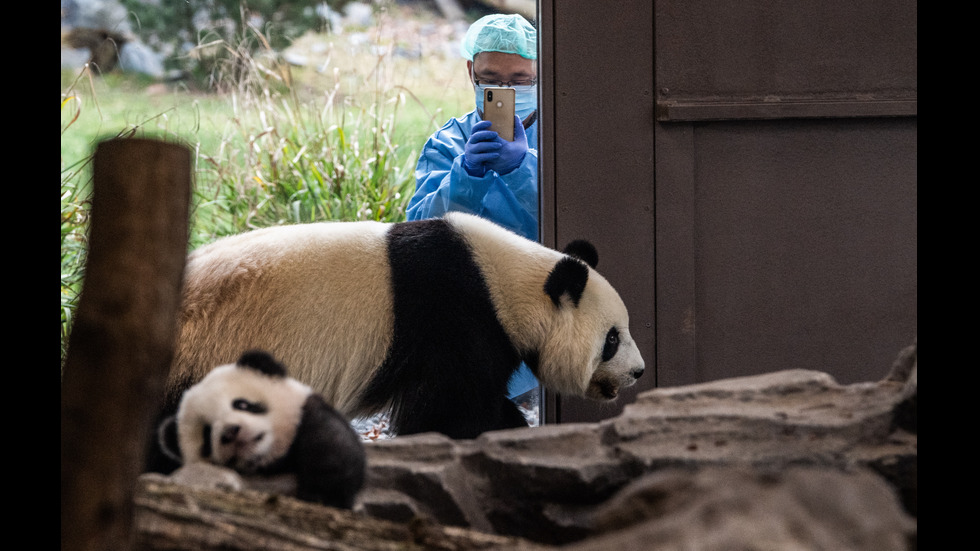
[[61, 138, 191, 551]]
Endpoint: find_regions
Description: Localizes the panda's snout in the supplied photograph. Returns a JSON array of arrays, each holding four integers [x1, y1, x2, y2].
[[220, 425, 240, 444], [219, 424, 266, 447], [631, 367, 644, 380]]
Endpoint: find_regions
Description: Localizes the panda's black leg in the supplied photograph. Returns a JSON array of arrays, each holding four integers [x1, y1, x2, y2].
[[292, 395, 366, 509], [392, 386, 527, 439]]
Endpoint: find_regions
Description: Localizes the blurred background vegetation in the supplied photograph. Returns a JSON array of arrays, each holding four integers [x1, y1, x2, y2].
[[60, 0, 492, 360]]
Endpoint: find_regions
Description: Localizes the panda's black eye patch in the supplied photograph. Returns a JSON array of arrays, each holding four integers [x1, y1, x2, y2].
[[200, 424, 213, 459], [232, 398, 267, 415], [602, 327, 620, 362]]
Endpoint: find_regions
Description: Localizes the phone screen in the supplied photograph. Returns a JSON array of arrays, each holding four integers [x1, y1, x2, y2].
[[483, 87, 515, 142]]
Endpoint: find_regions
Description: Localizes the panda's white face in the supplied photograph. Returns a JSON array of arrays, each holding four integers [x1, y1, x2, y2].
[[176, 363, 311, 473], [578, 280, 646, 401], [539, 268, 646, 400]]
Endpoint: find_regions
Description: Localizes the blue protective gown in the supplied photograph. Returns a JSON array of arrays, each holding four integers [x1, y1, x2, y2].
[[407, 109, 540, 399]]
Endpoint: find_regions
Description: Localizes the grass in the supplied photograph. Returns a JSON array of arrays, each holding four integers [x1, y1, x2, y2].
[[61, 6, 473, 360]]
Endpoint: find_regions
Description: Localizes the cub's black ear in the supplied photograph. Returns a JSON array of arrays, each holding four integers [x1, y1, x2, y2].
[[156, 415, 183, 464], [562, 240, 598, 269], [237, 349, 287, 378], [545, 257, 589, 307]]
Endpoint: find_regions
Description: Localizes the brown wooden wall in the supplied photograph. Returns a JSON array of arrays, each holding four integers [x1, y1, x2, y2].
[[539, 1, 917, 424]]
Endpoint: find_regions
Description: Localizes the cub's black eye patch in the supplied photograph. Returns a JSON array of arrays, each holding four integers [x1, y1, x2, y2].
[[201, 424, 213, 458], [602, 327, 620, 362], [232, 398, 267, 415]]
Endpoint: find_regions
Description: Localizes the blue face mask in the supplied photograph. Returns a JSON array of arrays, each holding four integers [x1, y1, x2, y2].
[[475, 83, 538, 122]]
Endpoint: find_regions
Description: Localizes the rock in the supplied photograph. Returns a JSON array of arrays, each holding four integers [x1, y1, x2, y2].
[[352, 342, 917, 547], [609, 368, 902, 467], [118, 41, 165, 78], [61, 0, 164, 76], [145, 342, 917, 549], [61, 0, 134, 37], [563, 465, 915, 551], [357, 432, 484, 529]]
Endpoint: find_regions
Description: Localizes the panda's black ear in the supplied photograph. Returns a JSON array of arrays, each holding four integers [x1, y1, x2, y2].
[[545, 257, 589, 307], [237, 349, 287, 378], [562, 240, 598, 269], [156, 415, 183, 464]]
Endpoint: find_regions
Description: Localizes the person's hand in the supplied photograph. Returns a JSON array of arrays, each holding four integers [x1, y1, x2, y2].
[[462, 120, 503, 176], [485, 115, 527, 175]]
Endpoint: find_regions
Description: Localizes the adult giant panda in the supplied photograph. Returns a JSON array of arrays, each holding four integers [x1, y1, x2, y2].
[[166, 212, 645, 440], [157, 350, 365, 509]]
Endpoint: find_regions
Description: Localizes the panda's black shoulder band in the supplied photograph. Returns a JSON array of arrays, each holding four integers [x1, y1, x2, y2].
[[237, 349, 288, 378]]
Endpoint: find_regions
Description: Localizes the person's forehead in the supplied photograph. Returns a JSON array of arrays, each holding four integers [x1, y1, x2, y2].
[[473, 51, 536, 75]]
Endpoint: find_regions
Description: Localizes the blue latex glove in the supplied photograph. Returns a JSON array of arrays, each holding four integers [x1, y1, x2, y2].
[[462, 120, 503, 177], [485, 115, 528, 175]]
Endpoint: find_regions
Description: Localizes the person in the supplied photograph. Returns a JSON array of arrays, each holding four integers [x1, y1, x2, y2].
[[406, 13, 540, 416]]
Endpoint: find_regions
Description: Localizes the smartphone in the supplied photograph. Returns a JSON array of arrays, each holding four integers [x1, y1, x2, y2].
[[483, 87, 515, 141]]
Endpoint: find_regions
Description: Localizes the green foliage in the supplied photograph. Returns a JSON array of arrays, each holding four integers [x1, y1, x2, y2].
[[60, 142, 89, 361], [190, 73, 418, 244]]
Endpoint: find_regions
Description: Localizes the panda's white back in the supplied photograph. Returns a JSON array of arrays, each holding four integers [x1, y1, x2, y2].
[[172, 221, 394, 415]]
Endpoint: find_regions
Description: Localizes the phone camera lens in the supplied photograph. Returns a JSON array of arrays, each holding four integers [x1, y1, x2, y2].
[[487, 90, 493, 101]]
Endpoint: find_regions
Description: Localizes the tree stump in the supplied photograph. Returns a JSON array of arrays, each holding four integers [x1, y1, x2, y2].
[[62, 138, 191, 551]]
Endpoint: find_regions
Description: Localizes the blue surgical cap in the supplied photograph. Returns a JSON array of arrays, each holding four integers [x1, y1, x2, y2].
[[460, 14, 537, 61]]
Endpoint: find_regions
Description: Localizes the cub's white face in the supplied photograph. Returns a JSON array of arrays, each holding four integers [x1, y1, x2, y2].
[[176, 364, 311, 473]]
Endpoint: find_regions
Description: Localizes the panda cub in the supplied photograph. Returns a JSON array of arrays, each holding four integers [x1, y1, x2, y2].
[[158, 350, 365, 509]]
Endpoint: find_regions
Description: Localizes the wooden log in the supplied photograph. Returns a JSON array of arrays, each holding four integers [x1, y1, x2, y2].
[[133, 474, 549, 551], [61, 138, 191, 551]]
